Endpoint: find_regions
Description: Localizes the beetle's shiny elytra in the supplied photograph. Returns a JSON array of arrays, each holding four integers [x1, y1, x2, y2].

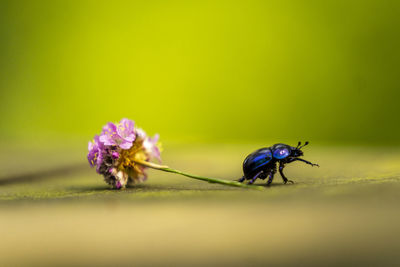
[[239, 141, 319, 186]]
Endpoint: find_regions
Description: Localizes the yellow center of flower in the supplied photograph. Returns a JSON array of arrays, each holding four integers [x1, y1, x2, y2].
[[117, 137, 148, 180]]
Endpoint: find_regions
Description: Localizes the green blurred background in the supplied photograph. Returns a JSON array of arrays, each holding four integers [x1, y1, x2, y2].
[[1, 1, 400, 266], [1, 0, 399, 145]]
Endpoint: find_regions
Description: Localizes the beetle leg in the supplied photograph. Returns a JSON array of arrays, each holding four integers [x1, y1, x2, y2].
[[293, 158, 320, 167], [238, 176, 245, 183], [247, 171, 262, 185], [266, 169, 276, 186], [279, 163, 294, 184]]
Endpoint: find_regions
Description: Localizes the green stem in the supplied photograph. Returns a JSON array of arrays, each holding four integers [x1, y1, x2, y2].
[[134, 160, 264, 190]]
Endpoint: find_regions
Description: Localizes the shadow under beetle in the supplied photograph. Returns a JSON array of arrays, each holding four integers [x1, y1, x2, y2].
[[238, 141, 319, 186]]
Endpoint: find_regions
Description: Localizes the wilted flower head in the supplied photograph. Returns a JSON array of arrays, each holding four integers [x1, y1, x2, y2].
[[87, 118, 161, 189]]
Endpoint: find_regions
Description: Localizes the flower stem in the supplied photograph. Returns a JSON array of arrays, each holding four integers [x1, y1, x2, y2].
[[133, 160, 264, 190]]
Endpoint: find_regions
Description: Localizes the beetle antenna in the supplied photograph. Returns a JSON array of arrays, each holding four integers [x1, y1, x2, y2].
[[296, 141, 301, 148], [299, 141, 309, 149]]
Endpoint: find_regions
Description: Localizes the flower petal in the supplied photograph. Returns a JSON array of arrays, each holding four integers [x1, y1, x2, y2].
[[119, 140, 133, 149]]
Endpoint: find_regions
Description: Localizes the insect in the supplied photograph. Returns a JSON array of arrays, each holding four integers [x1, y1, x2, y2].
[[238, 141, 319, 186]]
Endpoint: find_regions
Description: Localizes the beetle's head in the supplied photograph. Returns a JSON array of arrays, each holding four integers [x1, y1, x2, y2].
[[292, 141, 309, 157]]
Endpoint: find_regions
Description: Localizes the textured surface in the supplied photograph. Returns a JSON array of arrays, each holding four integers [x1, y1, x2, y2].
[[0, 144, 399, 266]]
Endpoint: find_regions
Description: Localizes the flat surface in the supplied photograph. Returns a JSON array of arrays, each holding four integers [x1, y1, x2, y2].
[[0, 144, 399, 266]]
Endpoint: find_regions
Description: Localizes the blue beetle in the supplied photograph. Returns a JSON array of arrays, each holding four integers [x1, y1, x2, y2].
[[238, 141, 319, 185]]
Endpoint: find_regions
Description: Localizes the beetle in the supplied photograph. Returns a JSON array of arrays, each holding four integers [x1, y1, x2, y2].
[[238, 141, 319, 185]]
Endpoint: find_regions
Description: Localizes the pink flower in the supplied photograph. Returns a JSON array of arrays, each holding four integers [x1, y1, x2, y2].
[[143, 134, 161, 162], [88, 118, 162, 189], [88, 135, 102, 167], [99, 118, 136, 149]]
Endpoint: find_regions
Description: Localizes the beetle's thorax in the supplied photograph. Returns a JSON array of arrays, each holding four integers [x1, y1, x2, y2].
[[291, 148, 304, 157]]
